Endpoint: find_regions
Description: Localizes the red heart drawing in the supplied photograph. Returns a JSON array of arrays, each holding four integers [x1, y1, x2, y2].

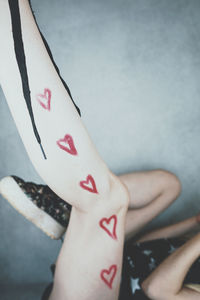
[[37, 88, 51, 111], [56, 134, 77, 155], [79, 175, 98, 194], [99, 215, 117, 240], [100, 264, 117, 289]]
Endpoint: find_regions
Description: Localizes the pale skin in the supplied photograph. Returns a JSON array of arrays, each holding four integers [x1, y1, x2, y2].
[[137, 213, 200, 243], [51, 170, 200, 300], [49, 169, 181, 299], [0, 1, 197, 299], [120, 169, 182, 238], [0, 1, 129, 299]]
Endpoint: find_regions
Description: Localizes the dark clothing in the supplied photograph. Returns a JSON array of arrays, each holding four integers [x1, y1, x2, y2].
[[120, 237, 200, 299]]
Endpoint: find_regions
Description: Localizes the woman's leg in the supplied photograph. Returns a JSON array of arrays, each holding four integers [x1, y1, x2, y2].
[[119, 170, 181, 238], [0, 169, 181, 241], [49, 169, 181, 298], [142, 233, 200, 300], [137, 214, 200, 243], [0, 1, 129, 299], [0, 0, 113, 211], [49, 185, 129, 300]]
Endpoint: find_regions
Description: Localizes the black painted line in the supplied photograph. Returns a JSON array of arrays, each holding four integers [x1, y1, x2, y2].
[[8, 0, 47, 159], [28, 0, 81, 117]]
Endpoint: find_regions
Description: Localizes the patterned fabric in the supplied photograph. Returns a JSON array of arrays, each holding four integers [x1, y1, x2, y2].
[[119, 237, 200, 299], [13, 176, 71, 227]]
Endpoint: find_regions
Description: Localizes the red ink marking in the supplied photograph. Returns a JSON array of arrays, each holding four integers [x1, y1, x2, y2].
[[99, 215, 117, 240], [37, 88, 51, 111], [79, 175, 98, 194], [100, 264, 117, 289], [57, 134, 77, 155]]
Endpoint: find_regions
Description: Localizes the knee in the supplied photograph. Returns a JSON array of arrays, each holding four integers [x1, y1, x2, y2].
[[78, 172, 130, 214], [155, 169, 181, 198], [141, 279, 158, 300], [98, 172, 130, 212], [141, 279, 170, 300]]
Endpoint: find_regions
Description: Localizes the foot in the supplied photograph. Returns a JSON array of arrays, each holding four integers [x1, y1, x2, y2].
[[0, 176, 71, 239]]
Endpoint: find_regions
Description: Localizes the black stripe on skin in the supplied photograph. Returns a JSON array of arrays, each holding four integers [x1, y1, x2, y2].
[[28, 0, 81, 117], [8, 0, 47, 159]]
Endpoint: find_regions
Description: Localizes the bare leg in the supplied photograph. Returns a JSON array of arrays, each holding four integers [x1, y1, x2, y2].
[[0, 0, 117, 211], [0, 1, 129, 299], [119, 170, 181, 238], [137, 214, 200, 243], [142, 233, 200, 300], [50, 183, 129, 300]]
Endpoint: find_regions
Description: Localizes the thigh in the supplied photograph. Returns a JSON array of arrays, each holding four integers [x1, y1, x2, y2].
[[0, 0, 111, 211], [119, 169, 180, 209], [120, 170, 181, 237]]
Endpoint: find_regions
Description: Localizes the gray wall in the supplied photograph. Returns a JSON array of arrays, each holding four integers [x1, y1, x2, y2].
[[1, 0, 200, 295]]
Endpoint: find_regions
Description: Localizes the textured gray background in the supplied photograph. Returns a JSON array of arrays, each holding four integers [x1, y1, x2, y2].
[[1, 0, 200, 298]]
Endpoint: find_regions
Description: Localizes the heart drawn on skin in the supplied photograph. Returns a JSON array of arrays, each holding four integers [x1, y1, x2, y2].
[[79, 174, 98, 194], [100, 264, 117, 289], [99, 215, 117, 240], [37, 88, 51, 111], [56, 134, 77, 155]]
